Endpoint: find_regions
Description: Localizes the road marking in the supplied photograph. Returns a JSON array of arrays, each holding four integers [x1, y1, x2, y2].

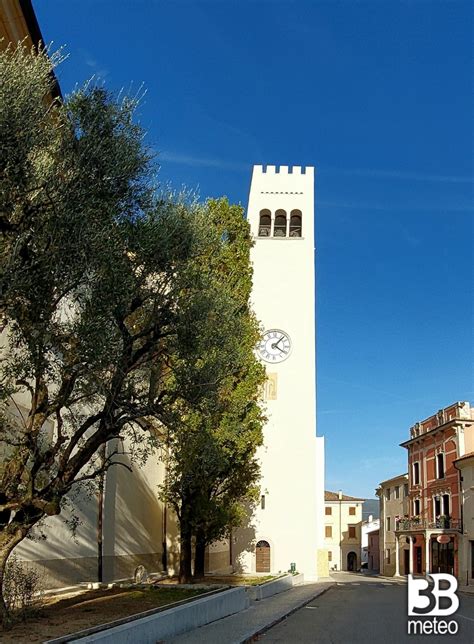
[[352, 583, 361, 585], [305, 606, 318, 610]]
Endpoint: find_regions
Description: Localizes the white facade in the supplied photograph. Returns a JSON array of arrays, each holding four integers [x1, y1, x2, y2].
[[234, 165, 324, 580]]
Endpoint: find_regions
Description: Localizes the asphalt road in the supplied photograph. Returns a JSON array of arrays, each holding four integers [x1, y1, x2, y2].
[[260, 573, 474, 644]]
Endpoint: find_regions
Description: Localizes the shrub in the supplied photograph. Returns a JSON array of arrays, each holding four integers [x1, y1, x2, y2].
[[3, 554, 44, 620]]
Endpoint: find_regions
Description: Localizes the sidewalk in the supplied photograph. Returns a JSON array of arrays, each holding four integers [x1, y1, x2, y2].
[[166, 580, 334, 644]]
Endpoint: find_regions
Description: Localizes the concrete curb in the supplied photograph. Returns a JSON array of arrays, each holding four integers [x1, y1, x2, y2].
[[241, 582, 334, 643], [246, 574, 303, 601], [45, 587, 248, 644]]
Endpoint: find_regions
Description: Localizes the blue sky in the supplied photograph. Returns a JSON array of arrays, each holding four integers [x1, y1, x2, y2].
[[35, 0, 473, 498]]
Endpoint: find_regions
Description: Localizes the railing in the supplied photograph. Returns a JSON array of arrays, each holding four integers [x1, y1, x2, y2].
[[396, 518, 462, 532]]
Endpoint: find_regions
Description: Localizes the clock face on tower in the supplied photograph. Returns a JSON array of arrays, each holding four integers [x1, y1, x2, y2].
[[257, 329, 292, 363]]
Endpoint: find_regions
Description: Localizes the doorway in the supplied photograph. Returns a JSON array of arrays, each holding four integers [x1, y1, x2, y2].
[[471, 541, 474, 579], [415, 546, 422, 574], [431, 540, 454, 574], [256, 540, 271, 573], [347, 552, 357, 571], [404, 549, 410, 575]]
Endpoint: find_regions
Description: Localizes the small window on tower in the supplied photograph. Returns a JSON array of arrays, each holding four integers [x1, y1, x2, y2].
[[289, 210, 302, 237], [258, 210, 271, 236], [273, 210, 287, 237]]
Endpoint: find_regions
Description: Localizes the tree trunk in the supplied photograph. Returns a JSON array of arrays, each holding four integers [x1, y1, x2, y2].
[[179, 523, 193, 583], [0, 548, 9, 628], [193, 530, 206, 579], [0, 531, 26, 627], [97, 444, 106, 583]]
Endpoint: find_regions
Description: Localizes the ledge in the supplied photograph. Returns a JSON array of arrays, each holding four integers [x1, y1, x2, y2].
[[45, 586, 249, 644], [246, 573, 304, 601]]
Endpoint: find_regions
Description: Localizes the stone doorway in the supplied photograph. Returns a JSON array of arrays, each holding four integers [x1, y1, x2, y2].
[[347, 551, 357, 571]]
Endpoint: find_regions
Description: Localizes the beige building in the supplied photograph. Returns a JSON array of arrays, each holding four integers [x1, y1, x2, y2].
[[455, 452, 474, 587], [376, 473, 409, 576], [324, 491, 364, 572]]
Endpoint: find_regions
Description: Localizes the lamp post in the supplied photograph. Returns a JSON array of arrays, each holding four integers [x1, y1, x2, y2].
[[338, 490, 343, 571]]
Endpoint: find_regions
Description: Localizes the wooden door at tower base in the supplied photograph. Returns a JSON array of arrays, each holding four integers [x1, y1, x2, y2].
[[256, 540, 271, 572]]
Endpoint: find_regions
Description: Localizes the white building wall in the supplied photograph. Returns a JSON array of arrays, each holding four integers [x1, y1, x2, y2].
[[234, 165, 323, 580], [14, 435, 169, 587], [361, 516, 380, 565]]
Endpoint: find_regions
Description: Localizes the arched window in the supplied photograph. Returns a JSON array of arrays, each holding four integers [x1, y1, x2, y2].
[[258, 209, 271, 236], [290, 210, 302, 237], [273, 209, 287, 237]]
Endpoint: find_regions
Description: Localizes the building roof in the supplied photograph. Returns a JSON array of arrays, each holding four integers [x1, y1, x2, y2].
[[0, 0, 62, 98], [400, 402, 474, 449], [378, 473, 408, 487], [324, 490, 365, 502], [454, 451, 474, 467], [367, 528, 380, 535]]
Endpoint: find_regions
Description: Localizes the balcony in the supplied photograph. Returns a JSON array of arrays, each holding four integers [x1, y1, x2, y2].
[[396, 517, 462, 532]]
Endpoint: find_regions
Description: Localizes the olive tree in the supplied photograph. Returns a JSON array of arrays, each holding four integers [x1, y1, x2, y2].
[[0, 44, 204, 623]]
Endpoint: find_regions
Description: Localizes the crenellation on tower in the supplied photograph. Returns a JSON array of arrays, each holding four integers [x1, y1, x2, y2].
[[253, 164, 314, 176]]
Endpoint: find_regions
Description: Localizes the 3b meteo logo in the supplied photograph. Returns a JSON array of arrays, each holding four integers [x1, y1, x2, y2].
[[408, 573, 459, 635]]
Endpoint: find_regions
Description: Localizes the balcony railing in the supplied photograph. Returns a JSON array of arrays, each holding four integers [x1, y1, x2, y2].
[[396, 517, 462, 532]]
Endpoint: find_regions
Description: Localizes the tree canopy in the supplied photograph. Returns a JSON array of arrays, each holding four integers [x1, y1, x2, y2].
[[159, 198, 266, 581], [0, 43, 266, 617]]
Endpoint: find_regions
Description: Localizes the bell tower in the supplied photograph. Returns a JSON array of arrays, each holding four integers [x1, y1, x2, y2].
[[234, 165, 326, 580]]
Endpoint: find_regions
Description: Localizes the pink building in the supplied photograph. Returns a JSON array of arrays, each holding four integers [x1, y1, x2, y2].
[[368, 529, 380, 571]]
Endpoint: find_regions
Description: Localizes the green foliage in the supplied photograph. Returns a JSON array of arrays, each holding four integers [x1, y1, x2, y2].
[[0, 44, 254, 611], [2, 554, 44, 620], [0, 43, 266, 602], [158, 199, 266, 576]]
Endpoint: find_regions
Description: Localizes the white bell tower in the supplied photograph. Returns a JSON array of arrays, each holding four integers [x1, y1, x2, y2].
[[234, 164, 326, 580]]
